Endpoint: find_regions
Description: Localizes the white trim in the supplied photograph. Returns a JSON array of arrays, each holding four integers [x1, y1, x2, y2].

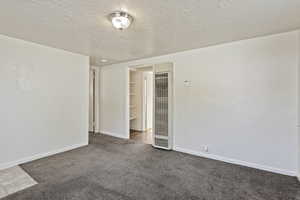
[[100, 131, 129, 139], [89, 66, 100, 133], [125, 67, 130, 139], [0, 143, 88, 170], [174, 146, 296, 177], [142, 73, 147, 131]]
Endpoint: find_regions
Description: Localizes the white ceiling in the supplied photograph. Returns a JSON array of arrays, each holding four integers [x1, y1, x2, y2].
[[1, 0, 300, 66]]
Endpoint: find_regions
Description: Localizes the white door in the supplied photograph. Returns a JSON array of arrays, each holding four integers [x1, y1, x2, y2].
[[142, 72, 154, 131], [146, 72, 153, 130]]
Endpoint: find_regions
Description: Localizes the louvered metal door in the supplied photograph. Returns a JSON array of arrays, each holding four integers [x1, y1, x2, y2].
[[153, 72, 171, 150]]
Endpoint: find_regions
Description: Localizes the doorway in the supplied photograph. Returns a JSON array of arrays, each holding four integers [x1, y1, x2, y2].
[[129, 66, 154, 144], [89, 67, 99, 134]]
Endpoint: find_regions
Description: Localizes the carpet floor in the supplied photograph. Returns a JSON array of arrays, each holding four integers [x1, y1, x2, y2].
[[2, 133, 300, 200]]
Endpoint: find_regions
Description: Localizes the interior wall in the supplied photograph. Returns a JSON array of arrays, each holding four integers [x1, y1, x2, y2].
[[100, 65, 128, 138], [100, 31, 299, 176], [0, 34, 89, 169]]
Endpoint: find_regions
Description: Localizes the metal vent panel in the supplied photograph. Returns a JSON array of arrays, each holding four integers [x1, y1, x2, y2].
[[154, 73, 168, 138], [154, 138, 169, 148]]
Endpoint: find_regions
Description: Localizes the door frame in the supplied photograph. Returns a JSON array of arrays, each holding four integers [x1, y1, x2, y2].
[[89, 66, 100, 133], [142, 71, 154, 131], [126, 63, 173, 144], [126, 65, 154, 139], [142, 75, 148, 131]]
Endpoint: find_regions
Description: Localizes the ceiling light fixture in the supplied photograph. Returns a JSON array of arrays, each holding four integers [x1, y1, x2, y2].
[[109, 11, 133, 30], [100, 59, 108, 63]]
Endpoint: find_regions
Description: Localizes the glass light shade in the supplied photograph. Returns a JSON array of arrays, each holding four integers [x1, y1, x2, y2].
[[109, 11, 133, 30]]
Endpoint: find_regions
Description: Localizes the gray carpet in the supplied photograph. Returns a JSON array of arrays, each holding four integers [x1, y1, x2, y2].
[[3, 133, 300, 200]]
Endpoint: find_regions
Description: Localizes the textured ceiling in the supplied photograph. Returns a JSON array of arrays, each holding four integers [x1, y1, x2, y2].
[[0, 0, 300, 66]]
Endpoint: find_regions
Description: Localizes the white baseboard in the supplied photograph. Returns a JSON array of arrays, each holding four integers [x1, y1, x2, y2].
[[100, 130, 129, 139], [174, 146, 296, 177], [0, 143, 88, 170]]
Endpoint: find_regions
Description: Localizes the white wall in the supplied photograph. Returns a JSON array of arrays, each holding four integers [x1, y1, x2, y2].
[[100, 31, 299, 176], [100, 65, 128, 138], [0, 34, 89, 169]]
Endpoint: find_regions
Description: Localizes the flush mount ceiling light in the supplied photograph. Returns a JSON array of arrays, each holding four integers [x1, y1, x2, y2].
[[109, 11, 133, 30], [100, 59, 108, 63]]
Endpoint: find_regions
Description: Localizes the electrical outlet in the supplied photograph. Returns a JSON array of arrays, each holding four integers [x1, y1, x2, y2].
[[184, 80, 192, 87]]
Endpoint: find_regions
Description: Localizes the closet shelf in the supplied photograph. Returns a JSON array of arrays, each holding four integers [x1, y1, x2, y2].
[[130, 70, 137, 123], [130, 116, 137, 120]]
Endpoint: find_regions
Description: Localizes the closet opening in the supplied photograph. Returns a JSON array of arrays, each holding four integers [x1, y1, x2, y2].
[[129, 66, 154, 144], [127, 62, 173, 150]]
